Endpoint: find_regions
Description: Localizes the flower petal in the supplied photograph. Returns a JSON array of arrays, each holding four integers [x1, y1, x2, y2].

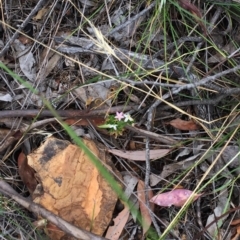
[[124, 114, 133, 122], [115, 112, 125, 121]]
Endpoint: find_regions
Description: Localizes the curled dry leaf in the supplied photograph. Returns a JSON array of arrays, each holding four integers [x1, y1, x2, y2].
[[159, 153, 201, 179], [33, 7, 49, 21], [178, 0, 207, 35], [230, 219, 240, 239], [105, 206, 130, 240], [108, 148, 171, 161], [137, 180, 154, 236], [74, 80, 120, 108], [13, 39, 36, 82], [205, 187, 229, 238], [105, 173, 138, 239], [18, 35, 32, 45], [37, 48, 61, 81], [168, 118, 200, 131], [150, 189, 202, 207], [231, 219, 240, 226], [0, 92, 12, 102], [0, 130, 22, 154], [18, 151, 38, 195]]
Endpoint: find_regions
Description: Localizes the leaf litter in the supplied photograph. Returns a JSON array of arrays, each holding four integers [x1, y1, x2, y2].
[[27, 137, 119, 239], [150, 189, 203, 207], [0, 0, 240, 239]]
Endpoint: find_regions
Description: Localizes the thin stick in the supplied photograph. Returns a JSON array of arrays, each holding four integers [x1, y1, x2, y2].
[[148, 63, 240, 113], [160, 91, 240, 110], [106, 2, 155, 37], [144, 107, 162, 236], [125, 125, 177, 145], [0, 105, 137, 119], [0, 0, 47, 58], [0, 180, 106, 240]]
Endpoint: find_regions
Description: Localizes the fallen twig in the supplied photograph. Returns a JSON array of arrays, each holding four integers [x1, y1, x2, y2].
[[0, 0, 47, 58], [147, 64, 240, 114], [160, 91, 240, 110], [125, 125, 177, 146], [0, 180, 107, 240], [143, 103, 162, 237], [0, 105, 137, 119]]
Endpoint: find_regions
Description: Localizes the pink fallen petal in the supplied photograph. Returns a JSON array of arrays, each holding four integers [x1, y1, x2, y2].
[[150, 189, 202, 207]]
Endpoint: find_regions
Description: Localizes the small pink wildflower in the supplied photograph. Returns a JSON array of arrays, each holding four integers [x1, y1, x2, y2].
[[115, 112, 125, 121]]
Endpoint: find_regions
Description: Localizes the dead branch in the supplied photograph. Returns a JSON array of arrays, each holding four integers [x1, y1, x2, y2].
[[0, 105, 137, 119], [0, 180, 107, 240], [0, 0, 47, 58]]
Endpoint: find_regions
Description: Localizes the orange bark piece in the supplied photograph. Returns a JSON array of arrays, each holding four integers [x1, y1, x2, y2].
[[28, 137, 118, 239], [169, 118, 200, 131]]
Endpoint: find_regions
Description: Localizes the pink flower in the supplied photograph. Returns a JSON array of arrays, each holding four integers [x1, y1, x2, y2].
[[115, 112, 125, 121]]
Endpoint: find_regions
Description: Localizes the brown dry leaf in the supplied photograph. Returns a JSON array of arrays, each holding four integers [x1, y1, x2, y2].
[[0, 130, 22, 154], [108, 148, 171, 161], [33, 7, 49, 21], [43, 53, 61, 78], [231, 219, 240, 226], [168, 118, 200, 131], [231, 219, 240, 240], [28, 137, 119, 239], [18, 35, 32, 45], [105, 173, 139, 239], [74, 80, 120, 108], [38, 50, 61, 80], [129, 140, 136, 150], [231, 227, 240, 240], [150, 160, 202, 186], [158, 153, 201, 180], [137, 180, 154, 236], [13, 39, 36, 82], [18, 152, 38, 195], [178, 0, 206, 35], [205, 187, 229, 238], [105, 206, 130, 240]]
